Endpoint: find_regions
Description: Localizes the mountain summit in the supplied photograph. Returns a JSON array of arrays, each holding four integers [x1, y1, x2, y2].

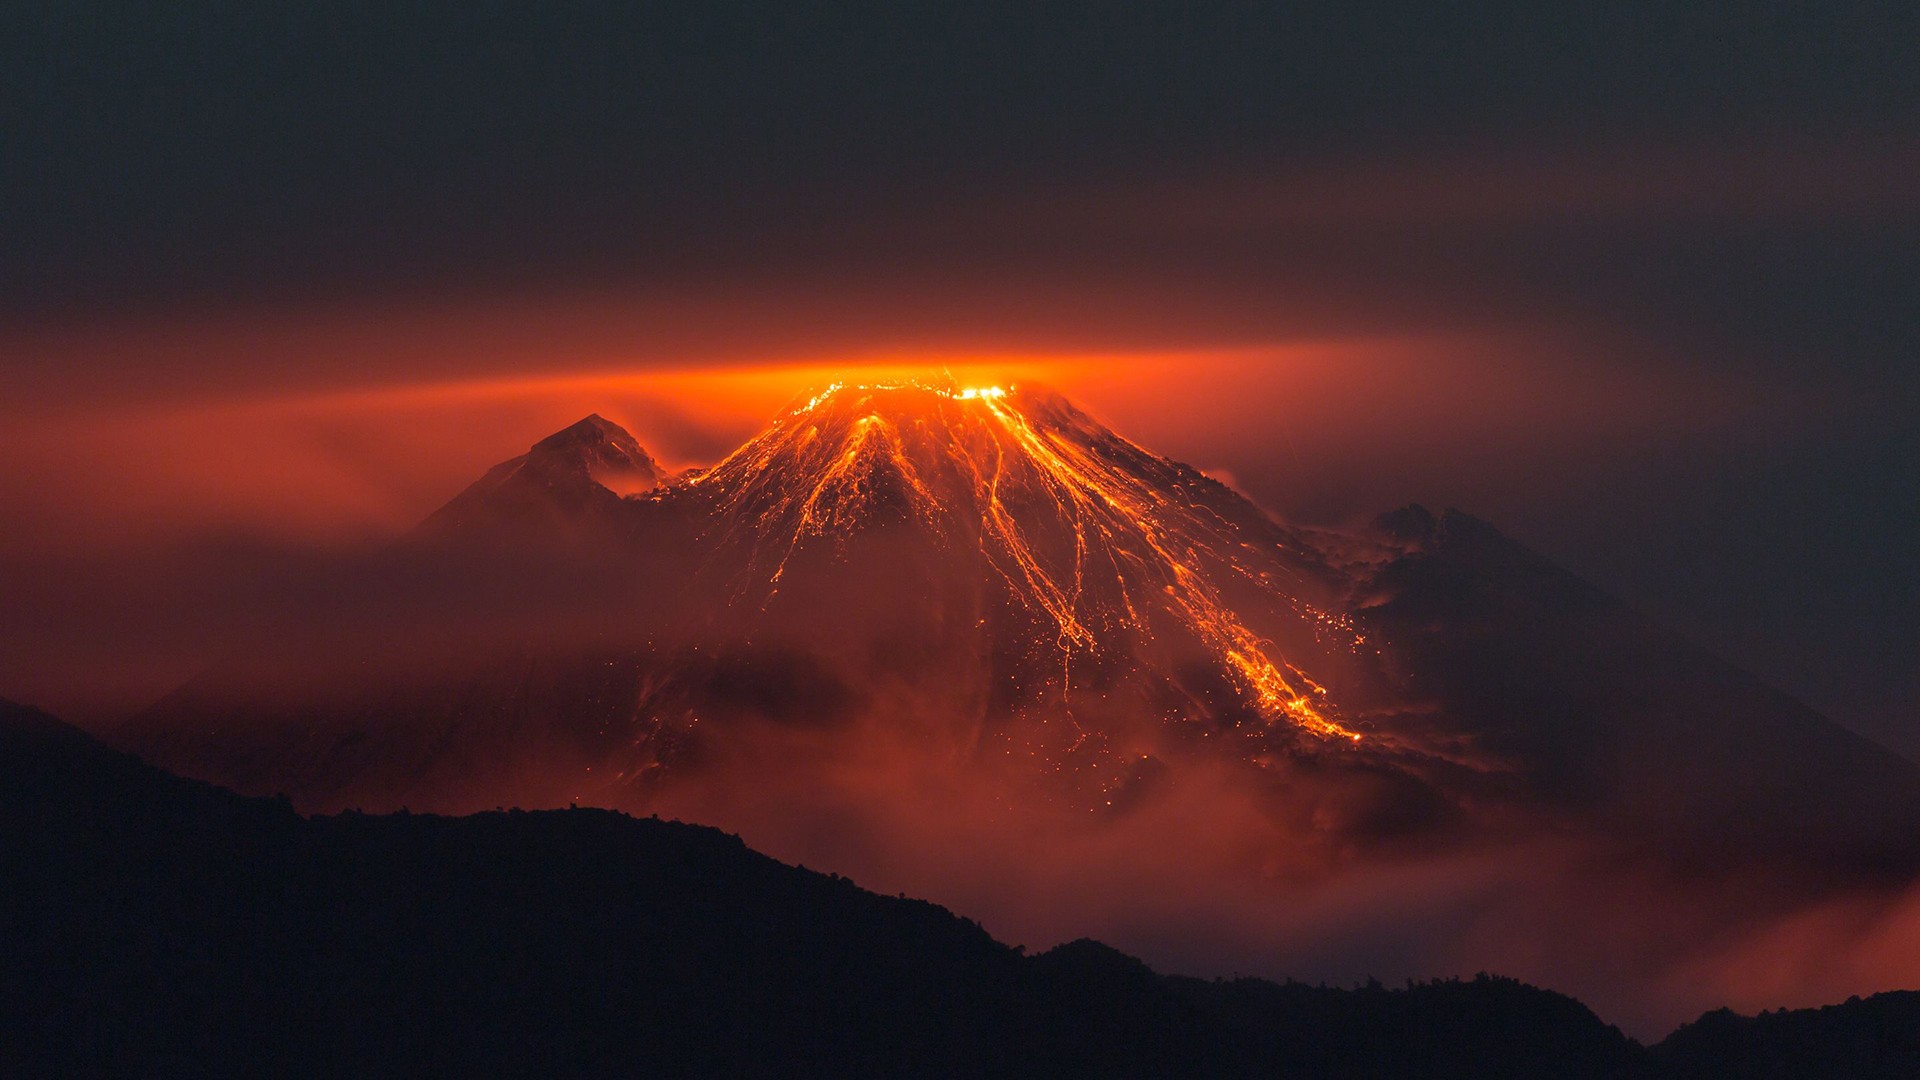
[[681, 382, 1366, 742], [424, 412, 664, 534]]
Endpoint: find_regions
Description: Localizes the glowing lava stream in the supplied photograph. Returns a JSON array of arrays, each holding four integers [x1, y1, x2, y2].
[[686, 380, 1362, 743]]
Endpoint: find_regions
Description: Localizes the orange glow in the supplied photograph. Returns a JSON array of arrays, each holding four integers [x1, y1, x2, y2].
[[0, 312, 1798, 732]]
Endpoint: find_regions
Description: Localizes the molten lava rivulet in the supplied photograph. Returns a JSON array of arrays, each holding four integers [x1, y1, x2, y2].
[[686, 381, 1365, 743]]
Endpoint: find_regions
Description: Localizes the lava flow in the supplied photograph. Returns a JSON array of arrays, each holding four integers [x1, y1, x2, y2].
[[685, 380, 1364, 742]]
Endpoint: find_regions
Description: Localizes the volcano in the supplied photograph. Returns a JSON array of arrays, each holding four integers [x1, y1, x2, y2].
[[123, 381, 1920, 878]]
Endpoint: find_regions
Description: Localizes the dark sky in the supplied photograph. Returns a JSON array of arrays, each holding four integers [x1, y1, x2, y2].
[[4, 3, 1917, 749]]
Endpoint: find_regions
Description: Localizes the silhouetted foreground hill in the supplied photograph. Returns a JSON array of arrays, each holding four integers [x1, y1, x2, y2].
[[4, 701, 1916, 1078], [1651, 994, 1920, 1079]]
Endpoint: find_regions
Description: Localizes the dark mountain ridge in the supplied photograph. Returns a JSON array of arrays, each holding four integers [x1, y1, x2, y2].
[[7, 700, 1917, 1079]]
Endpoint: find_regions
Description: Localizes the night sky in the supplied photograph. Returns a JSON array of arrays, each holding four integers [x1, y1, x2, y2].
[[5, 3, 1916, 751]]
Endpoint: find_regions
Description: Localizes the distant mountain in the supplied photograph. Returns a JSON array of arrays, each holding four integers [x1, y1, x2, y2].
[[120, 382, 1920, 880], [423, 412, 665, 535], [11, 700, 1917, 1079], [1363, 505, 1920, 874]]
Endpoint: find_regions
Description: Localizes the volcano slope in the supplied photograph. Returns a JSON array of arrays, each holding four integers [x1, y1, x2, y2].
[[122, 381, 1920, 1021]]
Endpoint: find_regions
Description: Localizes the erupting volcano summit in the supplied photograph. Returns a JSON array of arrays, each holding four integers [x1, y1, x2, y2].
[[685, 381, 1365, 741]]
